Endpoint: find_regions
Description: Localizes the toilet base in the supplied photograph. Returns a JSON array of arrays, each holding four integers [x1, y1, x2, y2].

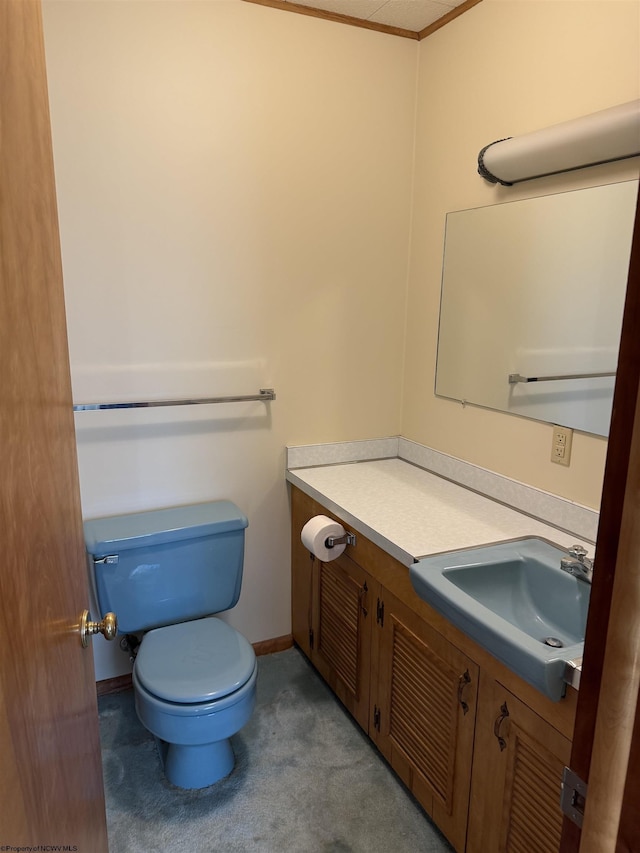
[[156, 736, 235, 789], [132, 650, 257, 790]]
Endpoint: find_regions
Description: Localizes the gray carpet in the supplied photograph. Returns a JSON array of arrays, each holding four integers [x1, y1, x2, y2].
[[98, 647, 453, 852]]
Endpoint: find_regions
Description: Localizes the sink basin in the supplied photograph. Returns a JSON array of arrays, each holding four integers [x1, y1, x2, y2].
[[410, 537, 590, 700]]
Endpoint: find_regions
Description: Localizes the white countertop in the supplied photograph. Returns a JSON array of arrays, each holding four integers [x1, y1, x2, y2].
[[287, 459, 585, 567]]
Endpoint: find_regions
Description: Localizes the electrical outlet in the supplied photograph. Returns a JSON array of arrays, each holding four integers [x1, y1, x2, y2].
[[551, 426, 573, 466]]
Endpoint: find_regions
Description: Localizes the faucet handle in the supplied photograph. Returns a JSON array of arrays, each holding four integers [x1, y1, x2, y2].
[[568, 544, 588, 561]]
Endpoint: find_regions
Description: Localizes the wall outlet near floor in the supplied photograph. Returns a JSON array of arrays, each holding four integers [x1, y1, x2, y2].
[[551, 425, 573, 467]]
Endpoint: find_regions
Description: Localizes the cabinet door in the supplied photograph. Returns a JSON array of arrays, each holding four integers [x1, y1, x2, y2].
[[311, 553, 374, 732], [371, 588, 478, 852], [467, 675, 571, 853]]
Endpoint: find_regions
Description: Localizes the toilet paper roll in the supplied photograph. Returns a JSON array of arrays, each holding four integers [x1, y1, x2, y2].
[[301, 515, 347, 562]]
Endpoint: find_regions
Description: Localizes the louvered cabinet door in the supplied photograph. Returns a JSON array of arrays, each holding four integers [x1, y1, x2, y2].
[[467, 675, 571, 853], [310, 552, 374, 731], [371, 588, 478, 853]]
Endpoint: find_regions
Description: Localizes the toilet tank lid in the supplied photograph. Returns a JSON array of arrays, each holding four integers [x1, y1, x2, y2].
[[84, 500, 248, 556]]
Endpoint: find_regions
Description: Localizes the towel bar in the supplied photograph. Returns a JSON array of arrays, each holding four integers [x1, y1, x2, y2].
[[508, 372, 615, 385], [73, 388, 276, 412]]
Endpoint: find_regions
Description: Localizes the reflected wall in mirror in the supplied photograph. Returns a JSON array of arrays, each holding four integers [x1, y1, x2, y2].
[[435, 180, 638, 436]]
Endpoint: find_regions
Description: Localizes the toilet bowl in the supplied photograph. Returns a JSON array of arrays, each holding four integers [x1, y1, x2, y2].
[[85, 501, 257, 789], [133, 616, 257, 788]]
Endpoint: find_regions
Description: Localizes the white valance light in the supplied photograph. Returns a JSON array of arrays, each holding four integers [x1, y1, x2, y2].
[[478, 100, 640, 186]]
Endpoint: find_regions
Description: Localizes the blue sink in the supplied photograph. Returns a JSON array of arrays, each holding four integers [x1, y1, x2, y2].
[[410, 537, 590, 700]]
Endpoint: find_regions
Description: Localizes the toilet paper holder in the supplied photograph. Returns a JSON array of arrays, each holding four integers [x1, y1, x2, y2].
[[325, 531, 356, 548]]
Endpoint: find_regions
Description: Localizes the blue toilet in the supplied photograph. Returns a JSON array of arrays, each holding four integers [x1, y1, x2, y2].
[[85, 500, 257, 789]]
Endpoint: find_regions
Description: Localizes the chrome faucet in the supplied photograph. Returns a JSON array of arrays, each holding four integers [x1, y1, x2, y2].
[[560, 545, 593, 584]]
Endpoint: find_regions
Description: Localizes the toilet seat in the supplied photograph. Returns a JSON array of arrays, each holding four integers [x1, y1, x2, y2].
[[135, 616, 255, 704]]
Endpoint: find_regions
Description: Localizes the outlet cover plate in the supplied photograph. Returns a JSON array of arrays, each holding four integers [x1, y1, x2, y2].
[[551, 426, 573, 466]]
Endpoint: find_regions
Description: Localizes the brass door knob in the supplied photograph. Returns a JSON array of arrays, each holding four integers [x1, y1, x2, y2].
[[80, 610, 118, 648]]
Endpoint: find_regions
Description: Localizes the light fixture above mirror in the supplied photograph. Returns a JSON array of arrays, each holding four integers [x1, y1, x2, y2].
[[478, 100, 640, 186]]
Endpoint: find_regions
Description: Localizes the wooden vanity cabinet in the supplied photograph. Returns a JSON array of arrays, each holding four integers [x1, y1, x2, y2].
[[467, 675, 571, 853], [290, 485, 575, 852], [291, 487, 478, 850]]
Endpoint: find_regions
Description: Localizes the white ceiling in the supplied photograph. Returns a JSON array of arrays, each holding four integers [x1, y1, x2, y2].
[[281, 0, 471, 33]]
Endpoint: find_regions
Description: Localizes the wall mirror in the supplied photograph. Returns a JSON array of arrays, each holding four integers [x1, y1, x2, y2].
[[435, 180, 638, 436]]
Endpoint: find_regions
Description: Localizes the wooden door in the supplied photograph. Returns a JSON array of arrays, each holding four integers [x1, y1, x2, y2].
[[371, 586, 478, 853], [0, 1, 109, 849], [311, 553, 373, 731], [559, 188, 640, 852], [468, 675, 571, 853]]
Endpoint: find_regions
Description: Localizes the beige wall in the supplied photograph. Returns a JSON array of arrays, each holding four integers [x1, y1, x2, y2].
[[43, 0, 640, 679], [42, 0, 416, 678], [403, 0, 640, 510]]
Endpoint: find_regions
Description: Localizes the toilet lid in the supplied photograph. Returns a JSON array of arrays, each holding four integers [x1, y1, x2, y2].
[[135, 617, 256, 704]]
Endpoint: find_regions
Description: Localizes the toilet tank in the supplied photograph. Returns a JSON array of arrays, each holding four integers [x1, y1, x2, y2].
[[84, 501, 248, 633]]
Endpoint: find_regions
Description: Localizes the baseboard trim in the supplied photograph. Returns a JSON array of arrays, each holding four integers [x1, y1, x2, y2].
[[253, 634, 293, 656], [96, 634, 294, 695], [97, 673, 133, 696]]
